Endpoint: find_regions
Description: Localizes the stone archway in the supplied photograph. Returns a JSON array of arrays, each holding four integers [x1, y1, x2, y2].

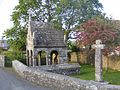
[[37, 51, 47, 66], [50, 50, 59, 64]]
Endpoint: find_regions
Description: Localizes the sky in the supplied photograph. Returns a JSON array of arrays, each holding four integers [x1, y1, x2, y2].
[[0, 0, 120, 39], [0, 0, 18, 39]]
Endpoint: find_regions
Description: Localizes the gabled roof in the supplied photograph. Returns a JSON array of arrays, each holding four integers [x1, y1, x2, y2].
[[29, 21, 54, 33], [29, 21, 66, 48]]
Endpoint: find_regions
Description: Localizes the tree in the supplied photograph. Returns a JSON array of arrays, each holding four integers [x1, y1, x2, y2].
[[4, 0, 59, 51], [4, 0, 103, 52], [76, 17, 120, 65], [57, 0, 103, 30], [77, 18, 119, 49]]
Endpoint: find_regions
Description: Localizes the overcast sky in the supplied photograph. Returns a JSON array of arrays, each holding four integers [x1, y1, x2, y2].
[[0, 0, 18, 39], [0, 0, 120, 39]]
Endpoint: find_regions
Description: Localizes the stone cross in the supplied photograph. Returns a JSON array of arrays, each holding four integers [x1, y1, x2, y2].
[[92, 40, 105, 82]]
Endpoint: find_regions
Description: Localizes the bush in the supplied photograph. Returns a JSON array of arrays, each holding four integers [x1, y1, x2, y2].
[[5, 59, 12, 67], [3, 50, 26, 62]]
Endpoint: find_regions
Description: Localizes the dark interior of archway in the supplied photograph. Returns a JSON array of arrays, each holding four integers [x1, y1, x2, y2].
[[37, 51, 46, 65], [30, 50, 33, 66], [27, 50, 29, 66]]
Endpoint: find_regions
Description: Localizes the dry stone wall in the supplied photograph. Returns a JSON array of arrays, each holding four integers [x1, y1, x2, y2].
[[12, 60, 120, 90]]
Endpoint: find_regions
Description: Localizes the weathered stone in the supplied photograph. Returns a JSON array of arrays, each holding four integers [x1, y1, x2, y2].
[[92, 40, 105, 82], [26, 19, 68, 66], [13, 60, 120, 90], [33, 63, 80, 75], [0, 55, 5, 67]]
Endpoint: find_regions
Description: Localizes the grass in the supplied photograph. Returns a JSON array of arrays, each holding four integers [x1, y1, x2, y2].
[[70, 64, 120, 85]]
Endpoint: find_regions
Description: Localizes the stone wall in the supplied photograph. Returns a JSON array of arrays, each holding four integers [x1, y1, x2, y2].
[[0, 55, 5, 67], [69, 52, 87, 64], [103, 56, 120, 71], [69, 52, 120, 71], [12, 60, 120, 90], [33, 63, 80, 75]]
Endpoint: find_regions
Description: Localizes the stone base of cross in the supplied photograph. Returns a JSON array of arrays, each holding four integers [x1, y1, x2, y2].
[[92, 39, 105, 82]]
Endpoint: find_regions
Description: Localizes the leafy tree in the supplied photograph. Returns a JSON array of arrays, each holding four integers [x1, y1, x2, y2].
[[4, 50, 25, 61], [77, 17, 119, 52], [4, 0, 103, 52], [67, 41, 79, 52], [76, 17, 120, 66], [57, 0, 103, 30]]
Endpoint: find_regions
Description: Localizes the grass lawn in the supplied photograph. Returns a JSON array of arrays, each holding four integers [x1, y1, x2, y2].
[[70, 64, 120, 85]]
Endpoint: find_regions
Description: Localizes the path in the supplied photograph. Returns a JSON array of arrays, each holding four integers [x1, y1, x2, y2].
[[0, 68, 52, 90]]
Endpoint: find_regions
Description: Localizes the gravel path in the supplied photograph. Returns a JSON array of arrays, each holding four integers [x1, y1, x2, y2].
[[0, 68, 52, 90]]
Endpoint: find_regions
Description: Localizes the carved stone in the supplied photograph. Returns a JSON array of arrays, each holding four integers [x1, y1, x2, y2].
[[92, 39, 105, 82], [26, 20, 67, 67]]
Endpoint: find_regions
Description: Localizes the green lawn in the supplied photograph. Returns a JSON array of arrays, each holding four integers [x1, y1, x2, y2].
[[70, 65, 120, 85]]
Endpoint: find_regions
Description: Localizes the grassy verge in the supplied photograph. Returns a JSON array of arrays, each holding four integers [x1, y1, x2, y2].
[[70, 64, 120, 85]]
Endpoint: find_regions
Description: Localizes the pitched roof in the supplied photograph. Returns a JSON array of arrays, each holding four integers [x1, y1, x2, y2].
[[29, 21, 66, 47]]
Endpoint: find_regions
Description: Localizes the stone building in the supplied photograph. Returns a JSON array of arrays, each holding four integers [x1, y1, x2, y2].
[[0, 40, 9, 49], [26, 20, 67, 66]]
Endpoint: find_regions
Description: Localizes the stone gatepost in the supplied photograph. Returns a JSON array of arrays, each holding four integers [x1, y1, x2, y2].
[[0, 55, 5, 67], [92, 40, 105, 82]]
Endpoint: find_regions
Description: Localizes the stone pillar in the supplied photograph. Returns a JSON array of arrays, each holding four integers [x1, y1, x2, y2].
[[33, 51, 37, 67], [46, 55, 49, 65], [92, 40, 105, 82], [29, 51, 31, 66], [33, 58, 36, 67], [0, 55, 5, 67]]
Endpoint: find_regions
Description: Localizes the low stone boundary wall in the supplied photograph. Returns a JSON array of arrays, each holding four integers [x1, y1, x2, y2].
[[33, 63, 80, 75], [12, 60, 120, 90]]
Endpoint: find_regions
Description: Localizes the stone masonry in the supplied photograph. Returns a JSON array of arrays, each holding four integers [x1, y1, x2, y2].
[[92, 40, 105, 82], [13, 60, 120, 90], [0, 55, 5, 67], [26, 19, 67, 67]]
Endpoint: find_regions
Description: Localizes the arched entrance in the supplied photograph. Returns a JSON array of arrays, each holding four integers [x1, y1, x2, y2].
[[50, 50, 59, 64], [37, 51, 46, 66]]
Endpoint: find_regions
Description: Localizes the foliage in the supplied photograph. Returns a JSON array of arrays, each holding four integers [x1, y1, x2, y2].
[[0, 47, 5, 54], [5, 59, 12, 67], [3, 50, 25, 61], [77, 18, 116, 45], [4, 26, 27, 51], [1, 0, 104, 66], [3, 0, 103, 52], [71, 64, 120, 85], [67, 41, 79, 52], [76, 17, 120, 54], [58, 0, 103, 30]]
